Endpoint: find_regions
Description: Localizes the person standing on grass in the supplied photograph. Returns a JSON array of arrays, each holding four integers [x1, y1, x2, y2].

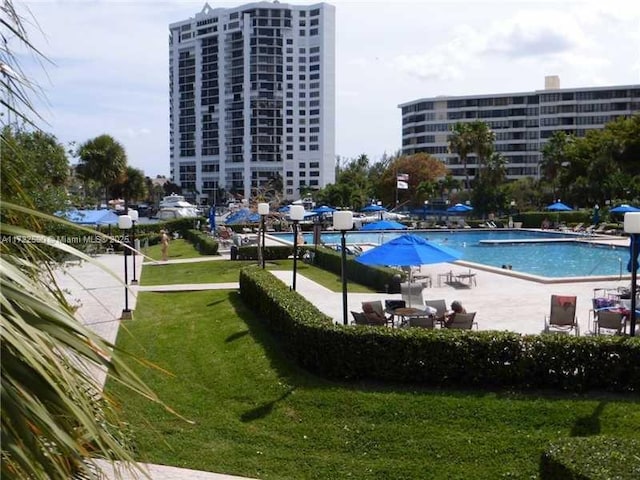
[[160, 229, 170, 261]]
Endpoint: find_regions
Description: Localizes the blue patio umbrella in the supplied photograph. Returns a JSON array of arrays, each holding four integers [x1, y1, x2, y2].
[[361, 204, 386, 212], [546, 201, 573, 212], [313, 205, 336, 214], [610, 204, 640, 214], [356, 234, 462, 271], [446, 203, 473, 213], [360, 220, 407, 231], [278, 205, 290, 213], [56, 209, 120, 225]]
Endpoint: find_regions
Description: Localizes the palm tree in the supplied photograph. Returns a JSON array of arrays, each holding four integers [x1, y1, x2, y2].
[[111, 166, 147, 208], [1, 3, 173, 478], [467, 121, 495, 179], [77, 135, 128, 207], [540, 131, 573, 200], [448, 122, 473, 190]]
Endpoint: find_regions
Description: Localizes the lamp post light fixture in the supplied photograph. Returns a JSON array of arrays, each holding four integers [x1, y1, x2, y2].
[[289, 204, 305, 290], [624, 212, 640, 336], [128, 209, 139, 285], [333, 210, 353, 325], [258, 202, 269, 269], [118, 214, 133, 319]]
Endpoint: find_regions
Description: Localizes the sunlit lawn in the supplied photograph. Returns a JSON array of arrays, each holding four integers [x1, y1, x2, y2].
[[140, 258, 377, 293], [142, 239, 203, 262], [108, 290, 640, 480]]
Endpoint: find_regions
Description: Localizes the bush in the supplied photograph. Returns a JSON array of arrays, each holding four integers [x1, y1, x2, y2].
[[541, 436, 640, 479], [237, 245, 295, 260], [182, 229, 219, 255], [312, 245, 406, 292], [239, 268, 640, 392]]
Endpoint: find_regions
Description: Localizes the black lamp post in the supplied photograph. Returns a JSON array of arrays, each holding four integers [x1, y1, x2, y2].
[[118, 214, 133, 319], [289, 205, 305, 290], [624, 212, 640, 336], [333, 210, 353, 325], [129, 209, 139, 285], [258, 202, 269, 269]]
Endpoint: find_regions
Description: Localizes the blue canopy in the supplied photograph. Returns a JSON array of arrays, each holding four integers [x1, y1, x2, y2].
[[447, 203, 473, 213], [313, 205, 336, 214], [610, 204, 640, 214], [56, 209, 120, 225], [361, 204, 386, 212], [356, 234, 462, 268], [225, 208, 255, 225], [360, 220, 407, 231], [546, 202, 573, 212]]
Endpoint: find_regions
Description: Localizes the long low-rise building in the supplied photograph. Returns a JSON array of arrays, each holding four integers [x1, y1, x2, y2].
[[398, 76, 640, 181]]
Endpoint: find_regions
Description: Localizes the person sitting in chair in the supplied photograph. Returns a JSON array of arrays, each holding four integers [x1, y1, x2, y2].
[[444, 300, 466, 327]]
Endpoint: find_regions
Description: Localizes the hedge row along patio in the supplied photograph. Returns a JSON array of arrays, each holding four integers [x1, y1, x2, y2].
[[239, 266, 640, 392]]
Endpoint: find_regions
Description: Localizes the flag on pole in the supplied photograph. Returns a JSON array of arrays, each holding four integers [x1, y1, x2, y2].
[[397, 173, 409, 190]]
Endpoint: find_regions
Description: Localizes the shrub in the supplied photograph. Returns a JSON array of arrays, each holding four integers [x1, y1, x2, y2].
[[237, 245, 295, 260], [541, 436, 640, 479], [239, 268, 640, 392], [183, 229, 219, 255]]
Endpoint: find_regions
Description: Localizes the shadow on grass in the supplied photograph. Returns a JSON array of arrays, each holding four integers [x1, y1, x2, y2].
[[240, 388, 294, 422], [570, 400, 605, 437], [225, 330, 249, 343]]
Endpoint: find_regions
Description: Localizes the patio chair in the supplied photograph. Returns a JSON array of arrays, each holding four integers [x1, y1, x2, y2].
[[361, 301, 393, 327], [425, 299, 447, 325], [593, 310, 625, 336], [544, 294, 579, 335], [445, 312, 477, 329], [408, 315, 436, 329], [401, 282, 424, 308]]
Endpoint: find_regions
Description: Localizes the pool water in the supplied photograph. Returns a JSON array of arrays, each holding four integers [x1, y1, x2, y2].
[[275, 230, 629, 278]]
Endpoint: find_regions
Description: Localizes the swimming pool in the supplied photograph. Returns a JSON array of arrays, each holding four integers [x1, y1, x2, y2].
[[273, 230, 630, 278]]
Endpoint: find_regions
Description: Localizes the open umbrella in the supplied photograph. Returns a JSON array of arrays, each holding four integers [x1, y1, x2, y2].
[[610, 204, 640, 214], [313, 205, 336, 214], [546, 201, 573, 212], [360, 220, 407, 231], [447, 203, 473, 213], [361, 204, 386, 212], [356, 234, 462, 289]]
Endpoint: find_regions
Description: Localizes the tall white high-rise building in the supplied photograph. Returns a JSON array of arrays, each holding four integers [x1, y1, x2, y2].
[[169, 2, 336, 205]]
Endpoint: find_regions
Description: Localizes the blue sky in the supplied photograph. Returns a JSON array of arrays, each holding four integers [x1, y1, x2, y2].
[[16, 0, 640, 178]]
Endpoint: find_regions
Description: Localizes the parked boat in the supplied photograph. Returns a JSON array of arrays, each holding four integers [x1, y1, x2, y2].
[[157, 194, 201, 219]]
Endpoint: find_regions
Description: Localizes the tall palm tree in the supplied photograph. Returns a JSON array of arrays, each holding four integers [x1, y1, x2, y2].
[[468, 121, 496, 179], [540, 131, 573, 200], [448, 122, 473, 190], [77, 135, 128, 208]]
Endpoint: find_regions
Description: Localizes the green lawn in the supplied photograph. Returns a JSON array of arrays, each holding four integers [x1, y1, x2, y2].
[[107, 290, 640, 480], [141, 258, 377, 293], [142, 239, 202, 262]]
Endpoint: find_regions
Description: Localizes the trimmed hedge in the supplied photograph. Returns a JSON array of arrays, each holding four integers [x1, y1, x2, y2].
[[237, 245, 295, 261], [312, 245, 406, 292], [183, 229, 219, 255], [239, 267, 640, 392], [541, 436, 640, 479]]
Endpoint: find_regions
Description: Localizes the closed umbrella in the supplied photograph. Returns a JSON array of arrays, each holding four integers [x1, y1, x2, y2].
[[209, 206, 216, 232]]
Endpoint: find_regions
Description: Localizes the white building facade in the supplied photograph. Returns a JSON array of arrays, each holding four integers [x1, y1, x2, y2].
[[399, 78, 640, 181], [169, 1, 336, 204]]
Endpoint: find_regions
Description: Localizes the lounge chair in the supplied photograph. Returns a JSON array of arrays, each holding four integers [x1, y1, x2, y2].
[[593, 310, 625, 335], [544, 294, 579, 335], [425, 299, 447, 325], [401, 282, 425, 308], [445, 312, 477, 329]]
